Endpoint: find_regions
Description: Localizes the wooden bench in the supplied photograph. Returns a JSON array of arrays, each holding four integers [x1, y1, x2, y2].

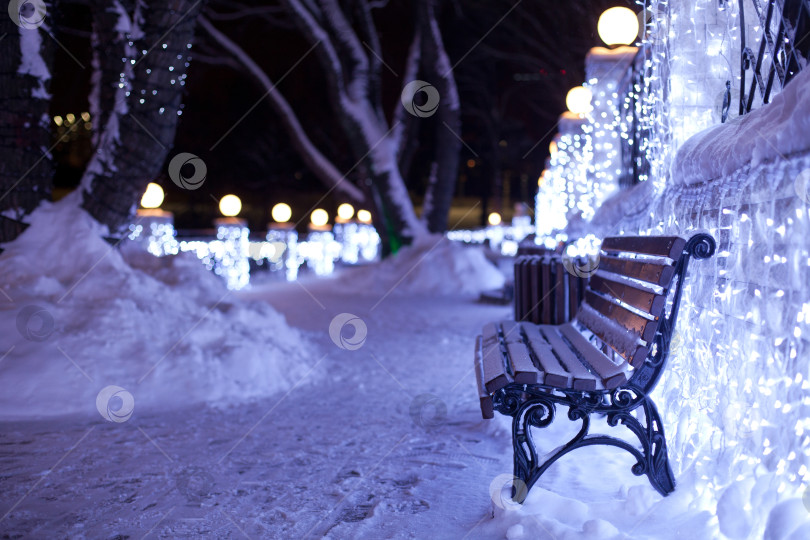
[[474, 233, 716, 502]]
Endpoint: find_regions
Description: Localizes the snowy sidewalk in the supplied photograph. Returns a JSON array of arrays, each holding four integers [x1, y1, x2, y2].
[[0, 286, 516, 538]]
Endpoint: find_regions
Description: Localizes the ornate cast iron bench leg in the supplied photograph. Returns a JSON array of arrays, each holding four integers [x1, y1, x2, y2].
[[497, 387, 676, 503]]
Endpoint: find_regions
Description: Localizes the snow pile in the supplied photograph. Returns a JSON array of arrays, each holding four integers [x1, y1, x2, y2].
[[0, 195, 317, 420], [331, 234, 505, 296], [673, 66, 810, 185]]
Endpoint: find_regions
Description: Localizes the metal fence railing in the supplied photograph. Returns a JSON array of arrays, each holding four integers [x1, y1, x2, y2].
[[739, 0, 810, 115]]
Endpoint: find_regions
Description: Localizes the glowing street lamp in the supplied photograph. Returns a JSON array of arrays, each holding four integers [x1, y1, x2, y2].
[[566, 86, 593, 116], [336, 203, 355, 223], [219, 194, 242, 218], [488, 212, 502, 226], [309, 208, 330, 231], [271, 202, 292, 223], [140, 182, 165, 210], [597, 7, 639, 47], [357, 209, 372, 224]]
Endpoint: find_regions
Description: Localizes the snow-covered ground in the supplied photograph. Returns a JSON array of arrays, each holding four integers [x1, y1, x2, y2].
[[2, 198, 809, 539], [0, 278, 726, 540]]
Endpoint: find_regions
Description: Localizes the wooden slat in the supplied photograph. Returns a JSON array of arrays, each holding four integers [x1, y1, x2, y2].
[[482, 342, 511, 393], [568, 265, 580, 321], [579, 306, 650, 366], [554, 259, 566, 324], [506, 340, 542, 384], [500, 321, 522, 343], [539, 327, 597, 391], [541, 258, 552, 324], [559, 325, 628, 389], [523, 326, 571, 388], [583, 290, 659, 343], [482, 322, 499, 348], [598, 254, 675, 287], [601, 236, 686, 259], [522, 258, 534, 322], [589, 275, 666, 315], [513, 258, 523, 321], [474, 337, 494, 419], [529, 258, 541, 323]]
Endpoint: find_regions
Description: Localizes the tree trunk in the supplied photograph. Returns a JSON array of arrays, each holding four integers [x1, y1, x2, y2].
[[81, 0, 204, 235], [0, 9, 53, 244], [417, 0, 460, 233]]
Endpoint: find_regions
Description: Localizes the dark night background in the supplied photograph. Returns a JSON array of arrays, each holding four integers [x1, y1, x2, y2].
[[48, 0, 619, 231]]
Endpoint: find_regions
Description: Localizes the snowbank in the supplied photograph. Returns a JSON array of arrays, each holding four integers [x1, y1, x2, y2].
[[0, 195, 317, 420], [329, 235, 505, 297], [673, 67, 810, 185]]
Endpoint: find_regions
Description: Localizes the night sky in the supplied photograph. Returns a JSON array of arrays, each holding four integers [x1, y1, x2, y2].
[[49, 0, 621, 230]]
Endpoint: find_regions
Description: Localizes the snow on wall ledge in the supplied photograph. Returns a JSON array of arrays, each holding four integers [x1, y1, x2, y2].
[[615, 147, 810, 538], [673, 67, 810, 186], [0, 195, 317, 420]]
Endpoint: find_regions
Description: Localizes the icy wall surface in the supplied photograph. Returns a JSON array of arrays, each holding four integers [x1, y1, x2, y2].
[[614, 144, 810, 538], [674, 66, 810, 185]]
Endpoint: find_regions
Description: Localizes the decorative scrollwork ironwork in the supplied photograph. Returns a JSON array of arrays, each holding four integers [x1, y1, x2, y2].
[[686, 233, 717, 260], [526, 400, 555, 428]]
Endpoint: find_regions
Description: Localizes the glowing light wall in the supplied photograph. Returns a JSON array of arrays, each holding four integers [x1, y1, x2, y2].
[[616, 151, 810, 537]]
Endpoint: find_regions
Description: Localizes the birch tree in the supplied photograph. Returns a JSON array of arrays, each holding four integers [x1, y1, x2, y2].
[[80, 0, 204, 234]]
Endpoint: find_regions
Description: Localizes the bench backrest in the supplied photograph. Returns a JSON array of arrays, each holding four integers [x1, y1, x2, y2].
[[574, 234, 715, 389]]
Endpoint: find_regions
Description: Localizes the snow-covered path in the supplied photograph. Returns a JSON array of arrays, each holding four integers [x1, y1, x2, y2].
[[0, 285, 516, 538]]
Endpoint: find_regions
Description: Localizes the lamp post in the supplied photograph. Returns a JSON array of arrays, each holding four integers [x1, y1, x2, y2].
[[584, 7, 638, 210], [334, 203, 361, 264], [213, 194, 250, 290], [267, 203, 299, 281], [354, 209, 381, 262], [305, 209, 340, 275], [129, 183, 179, 256]]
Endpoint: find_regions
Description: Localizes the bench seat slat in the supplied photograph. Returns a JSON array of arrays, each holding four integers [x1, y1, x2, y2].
[[500, 321, 523, 343], [523, 327, 572, 388], [598, 254, 675, 287], [474, 336, 494, 419], [601, 236, 686, 259], [559, 324, 628, 389], [583, 290, 659, 343], [506, 340, 542, 384], [539, 327, 598, 391], [482, 342, 511, 393], [482, 322, 499, 347], [589, 275, 666, 315]]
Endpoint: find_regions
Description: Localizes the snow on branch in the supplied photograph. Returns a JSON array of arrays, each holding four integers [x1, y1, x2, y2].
[[199, 17, 365, 201]]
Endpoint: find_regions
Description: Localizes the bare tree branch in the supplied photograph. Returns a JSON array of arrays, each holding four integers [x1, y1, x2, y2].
[[199, 16, 365, 201]]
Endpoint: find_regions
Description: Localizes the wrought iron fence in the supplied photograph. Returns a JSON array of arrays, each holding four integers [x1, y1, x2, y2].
[[739, 0, 810, 115]]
